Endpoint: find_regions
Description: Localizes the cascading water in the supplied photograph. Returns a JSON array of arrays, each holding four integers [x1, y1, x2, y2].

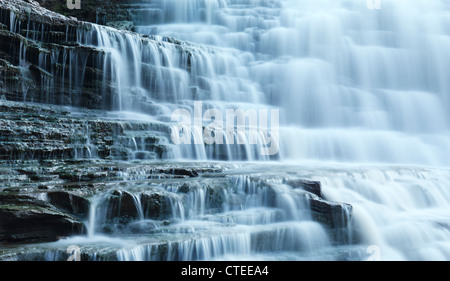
[[2, 0, 450, 261], [94, 0, 450, 260], [126, 0, 450, 165], [57, 0, 450, 165]]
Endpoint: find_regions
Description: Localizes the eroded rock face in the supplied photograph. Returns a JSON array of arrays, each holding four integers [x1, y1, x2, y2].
[[285, 179, 322, 197], [308, 196, 352, 229], [0, 0, 107, 109], [106, 21, 134, 31], [47, 191, 90, 219], [0, 193, 86, 243], [0, 159, 356, 259], [0, 1, 144, 110], [0, 100, 173, 161], [104, 190, 141, 221], [140, 191, 172, 220]]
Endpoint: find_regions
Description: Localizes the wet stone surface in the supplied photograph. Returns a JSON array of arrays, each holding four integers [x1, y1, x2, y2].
[[0, 157, 355, 260]]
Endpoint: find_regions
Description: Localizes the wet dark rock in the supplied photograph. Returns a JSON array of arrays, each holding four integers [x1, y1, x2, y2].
[[204, 183, 228, 212], [47, 191, 90, 219], [0, 100, 175, 161], [308, 195, 352, 229], [0, 158, 355, 259], [105, 190, 141, 221], [285, 179, 322, 197], [170, 169, 199, 178], [141, 191, 171, 220], [58, 171, 110, 182], [106, 21, 134, 31], [0, 244, 118, 261], [0, 0, 107, 109], [178, 183, 190, 193], [0, 193, 86, 243], [97, 188, 176, 230]]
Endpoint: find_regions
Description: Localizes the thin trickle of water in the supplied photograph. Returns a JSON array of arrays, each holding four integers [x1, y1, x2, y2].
[[131, 193, 145, 221], [86, 195, 101, 238], [168, 194, 186, 221]]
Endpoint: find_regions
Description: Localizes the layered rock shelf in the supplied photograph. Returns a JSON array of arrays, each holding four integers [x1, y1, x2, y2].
[[0, 157, 356, 260], [0, 100, 175, 161], [0, 0, 219, 111], [0, 100, 356, 260], [0, 0, 359, 261]]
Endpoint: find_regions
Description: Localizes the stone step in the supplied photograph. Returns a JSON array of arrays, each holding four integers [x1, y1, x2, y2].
[[0, 220, 357, 261]]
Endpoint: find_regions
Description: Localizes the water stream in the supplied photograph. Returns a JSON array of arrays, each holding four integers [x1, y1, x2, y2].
[[2, 0, 450, 261]]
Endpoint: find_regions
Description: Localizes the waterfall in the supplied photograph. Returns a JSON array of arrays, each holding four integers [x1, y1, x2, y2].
[[57, 0, 450, 165], [112, 0, 449, 260], [2, 0, 450, 262], [6, 0, 447, 164]]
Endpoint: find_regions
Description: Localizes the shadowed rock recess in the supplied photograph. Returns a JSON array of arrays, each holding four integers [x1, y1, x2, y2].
[[0, 0, 357, 261]]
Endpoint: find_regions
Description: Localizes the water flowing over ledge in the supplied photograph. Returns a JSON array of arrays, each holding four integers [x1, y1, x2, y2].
[[1, 0, 450, 261], [1, 158, 450, 261], [2, 0, 450, 164]]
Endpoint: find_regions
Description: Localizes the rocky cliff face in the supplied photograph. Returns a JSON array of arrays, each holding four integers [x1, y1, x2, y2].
[[0, 0, 271, 162], [0, 158, 355, 260], [0, 100, 173, 161], [0, 0, 191, 161], [0, 0, 103, 108], [0, 0, 197, 110]]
